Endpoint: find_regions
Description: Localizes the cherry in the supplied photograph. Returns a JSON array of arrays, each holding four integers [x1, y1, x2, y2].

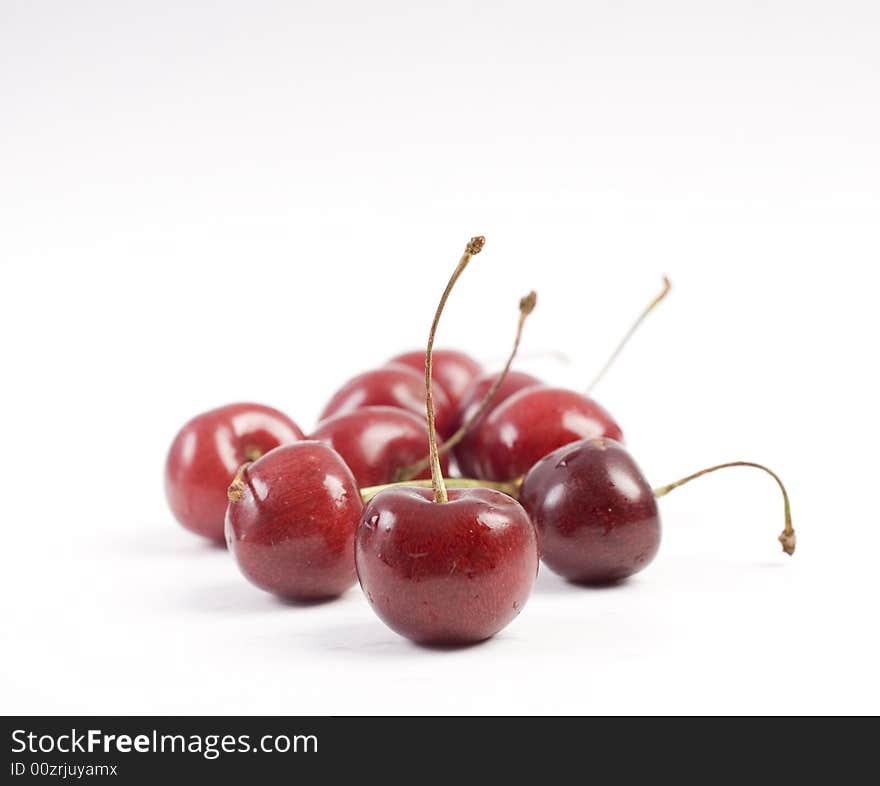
[[456, 369, 544, 430], [453, 369, 543, 476], [225, 441, 362, 599], [389, 349, 482, 409], [355, 236, 539, 644], [451, 277, 671, 481], [520, 438, 659, 583], [318, 363, 456, 438], [310, 406, 448, 487], [356, 486, 538, 643], [165, 402, 304, 543], [394, 291, 539, 482], [520, 437, 795, 584], [467, 386, 623, 481]]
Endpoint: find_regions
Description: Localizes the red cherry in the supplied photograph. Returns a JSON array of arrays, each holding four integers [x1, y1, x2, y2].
[[355, 235, 539, 643], [165, 403, 304, 542], [389, 349, 482, 408], [310, 406, 448, 487], [225, 441, 361, 599], [520, 438, 797, 584], [319, 363, 455, 438], [390, 292, 539, 484], [519, 438, 660, 584], [468, 386, 623, 481], [355, 486, 538, 644], [453, 369, 543, 476]]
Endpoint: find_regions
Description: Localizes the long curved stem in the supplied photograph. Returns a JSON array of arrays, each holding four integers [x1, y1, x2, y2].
[[586, 276, 671, 395], [397, 289, 536, 482], [361, 477, 520, 503], [653, 461, 795, 555], [426, 236, 485, 503]]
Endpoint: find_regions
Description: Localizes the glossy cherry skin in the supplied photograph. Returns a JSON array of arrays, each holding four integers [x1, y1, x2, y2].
[[355, 486, 538, 644], [468, 386, 624, 481], [310, 406, 446, 487], [165, 403, 305, 542], [225, 441, 362, 599], [453, 369, 543, 477], [319, 363, 455, 438], [520, 437, 660, 584], [389, 349, 482, 409]]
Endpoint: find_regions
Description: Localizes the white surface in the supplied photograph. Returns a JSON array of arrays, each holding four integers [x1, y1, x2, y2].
[[2, 0, 878, 715]]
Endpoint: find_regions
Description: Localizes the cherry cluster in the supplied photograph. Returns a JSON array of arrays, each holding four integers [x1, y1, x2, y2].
[[164, 236, 795, 646]]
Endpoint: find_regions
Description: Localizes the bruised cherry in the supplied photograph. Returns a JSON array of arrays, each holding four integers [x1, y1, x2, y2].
[[225, 441, 361, 599], [310, 406, 448, 487], [165, 403, 304, 542], [469, 386, 623, 482], [389, 349, 482, 409], [520, 437, 796, 585], [319, 363, 455, 438]]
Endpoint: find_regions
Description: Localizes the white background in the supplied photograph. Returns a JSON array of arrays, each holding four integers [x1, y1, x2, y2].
[[2, 1, 878, 715]]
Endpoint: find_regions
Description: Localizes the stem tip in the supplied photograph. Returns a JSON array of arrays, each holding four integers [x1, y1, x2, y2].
[[779, 530, 796, 556], [227, 459, 255, 503], [466, 236, 486, 255], [227, 477, 245, 503]]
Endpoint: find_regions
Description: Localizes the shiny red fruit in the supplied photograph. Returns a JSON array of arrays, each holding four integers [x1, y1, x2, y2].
[[311, 406, 446, 487], [165, 403, 304, 542], [319, 363, 455, 438], [355, 487, 538, 644], [389, 349, 482, 408], [469, 386, 623, 481], [520, 437, 660, 584], [453, 369, 543, 476], [225, 441, 362, 599]]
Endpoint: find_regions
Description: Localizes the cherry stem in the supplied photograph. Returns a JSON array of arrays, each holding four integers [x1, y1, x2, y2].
[[396, 289, 537, 482], [653, 461, 796, 555], [227, 449, 262, 502], [227, 462, 252, 503], [585, 276, 671, 396], [482, 349, 570, 366], [361, 477, 520, 503], [425, 236, 485, 503]]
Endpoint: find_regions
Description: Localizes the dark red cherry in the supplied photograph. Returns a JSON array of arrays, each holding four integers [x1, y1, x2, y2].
[[389, 349, 482, 408], [225, 441, 361, 600], [310, 406, 447, 487], [453, 369, 543, 476], [469, 386, 623, 481], [165, 403, 304, 542], [355, 486, 538, 644], [519, 437, 660, 584], [319, 363, 455, 438]]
